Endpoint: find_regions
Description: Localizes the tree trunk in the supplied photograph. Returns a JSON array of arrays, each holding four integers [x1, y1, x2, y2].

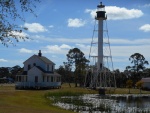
[[75, 82, 77, 87], [140, 88, 142, 94], [69, 83, 71, 88], [128, 88, 130, 94], [74, 72, 78, 87]]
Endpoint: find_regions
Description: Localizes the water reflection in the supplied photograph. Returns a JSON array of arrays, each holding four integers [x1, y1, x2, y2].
[[52, 94, 150, 113], [99, 94, 150, 109]]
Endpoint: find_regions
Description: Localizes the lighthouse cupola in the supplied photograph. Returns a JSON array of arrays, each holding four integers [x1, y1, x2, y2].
[[95, 2, 107, 20]]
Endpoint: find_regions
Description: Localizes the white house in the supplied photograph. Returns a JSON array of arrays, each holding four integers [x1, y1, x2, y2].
[[141, 77, 150, 90], [15, 50, 61, 89]]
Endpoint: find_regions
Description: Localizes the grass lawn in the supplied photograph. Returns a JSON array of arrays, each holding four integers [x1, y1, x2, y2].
[[0, 83, 150, 113]]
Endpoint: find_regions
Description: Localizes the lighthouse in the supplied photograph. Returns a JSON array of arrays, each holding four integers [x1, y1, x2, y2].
[[84, 2, 116, 89], [95, 2, 107, 72]]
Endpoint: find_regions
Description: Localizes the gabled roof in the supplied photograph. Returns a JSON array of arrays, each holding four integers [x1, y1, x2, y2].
[[38, 55, 55, 65], [36, 66, 54, 74], [142, 77, 150, 83], [28, 66, 43, 73], [23, 55, 55, 65]]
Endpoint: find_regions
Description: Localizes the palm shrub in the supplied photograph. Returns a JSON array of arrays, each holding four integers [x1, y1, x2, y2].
[[135, 80, 143, 94], [126, 80, 133, 94]]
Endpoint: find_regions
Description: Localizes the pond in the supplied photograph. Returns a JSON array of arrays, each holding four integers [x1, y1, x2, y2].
[[50, 94, 150, 113]]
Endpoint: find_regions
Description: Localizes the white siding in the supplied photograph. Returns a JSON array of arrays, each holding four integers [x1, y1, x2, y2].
[[24, 55, 45, 71], [24, 55, 55, 72], [28, 67, 43, 83], [143, 83, 150, 89], [46, 64, 55, 72], [142, 78, 150, 89], [16, 53, 61, 89]]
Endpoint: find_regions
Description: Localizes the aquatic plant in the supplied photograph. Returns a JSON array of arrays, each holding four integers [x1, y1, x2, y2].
[[45, 91, 83, 97]]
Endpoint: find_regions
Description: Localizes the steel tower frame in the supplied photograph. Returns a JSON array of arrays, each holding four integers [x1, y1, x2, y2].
[[85, 2, 116, 89]]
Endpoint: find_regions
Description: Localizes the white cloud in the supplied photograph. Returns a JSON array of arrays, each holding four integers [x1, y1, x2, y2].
[[111, 45, 150, 57], [24, 23, 47, 33], [19, 48, 34, 53], [106, 6, 143, 20], [60, 44, 72, 49], [75, 43, 150, 64], [18, 37, 150, 63], [17, 42, 150, 70], [143, 4, 150, 8], [75, 43, 91, 55], [109, 38, 150, 45], [9, 31, 28, 38], [55, 37, 91, 44], [7, 31, 28, 42], [33, 35, 150, 45], [67, 18, 86, 27], [44, 44, 72, 54], [33, 35, 92, 44], [85, 9, 96, 18], [85, 6, 143, 20], [139, 24, 150, 32], [68, 44, 150, 69], [0, 59, 8, 62], [112, 57, 129, 63], [18, 44, 72, 55], [75, 41, 150, 58], [49, 25, 54, 28], [139, 4, 150, 8], [88, 43, 150, 58], [71, 43, 150, 71]]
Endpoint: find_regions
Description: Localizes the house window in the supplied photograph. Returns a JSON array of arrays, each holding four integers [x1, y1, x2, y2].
[[47, 76, 49, 82], [51, 76, 53, 82], [52, 65, 53, 72], [53, 77, 55, 82], [33, 63, 36, 66], [57, 77, 61, 82], [43, 76, 44, 82], [56, 77, 59, 82], [19, 76, 21, 82], [35, 76, 38, 83], [47, 64, 49, 71], [28, 65, 31, 70], [22, 76, 24, 82], [16, 76, 18, 81], [26, 76, 27, 82]]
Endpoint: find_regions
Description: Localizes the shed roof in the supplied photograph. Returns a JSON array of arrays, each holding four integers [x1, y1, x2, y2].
[[36, 66, 54, 74], [141, 77, 150, 83]]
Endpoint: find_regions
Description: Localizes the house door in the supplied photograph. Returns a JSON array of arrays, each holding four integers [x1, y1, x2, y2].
[[35, 76, 38, 83]]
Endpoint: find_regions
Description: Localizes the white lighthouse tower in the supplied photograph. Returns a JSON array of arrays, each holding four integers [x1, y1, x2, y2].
[[96, 2, 107, 73], [85, 2, 116, 89]]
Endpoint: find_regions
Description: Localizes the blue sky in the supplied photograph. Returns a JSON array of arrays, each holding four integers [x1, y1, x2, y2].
[[0, 0, 150, 71]]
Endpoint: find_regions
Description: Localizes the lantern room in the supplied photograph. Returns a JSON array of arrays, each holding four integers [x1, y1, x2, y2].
[[95, 2, 107, 20]]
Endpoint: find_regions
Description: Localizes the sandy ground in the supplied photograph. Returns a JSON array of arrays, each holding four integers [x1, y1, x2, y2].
[[0, 83, 15, 86]]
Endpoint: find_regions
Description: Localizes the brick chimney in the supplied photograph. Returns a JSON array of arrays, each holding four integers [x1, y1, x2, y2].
[[38, 50, 42, 57]]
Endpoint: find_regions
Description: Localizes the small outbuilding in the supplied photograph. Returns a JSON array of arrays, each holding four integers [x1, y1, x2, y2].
[[15, 50, 61, 89], [141, 77, 150, 90]]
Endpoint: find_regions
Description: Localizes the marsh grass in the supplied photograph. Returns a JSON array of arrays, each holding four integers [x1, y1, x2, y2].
[[45, 91, 90, 107], [45, 91, 83, 97]]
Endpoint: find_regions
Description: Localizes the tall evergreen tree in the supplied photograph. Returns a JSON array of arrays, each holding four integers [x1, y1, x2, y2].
[[126, 53, 149, 73], [126, 53, 149, 86], [66, 48, 89, 87]]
